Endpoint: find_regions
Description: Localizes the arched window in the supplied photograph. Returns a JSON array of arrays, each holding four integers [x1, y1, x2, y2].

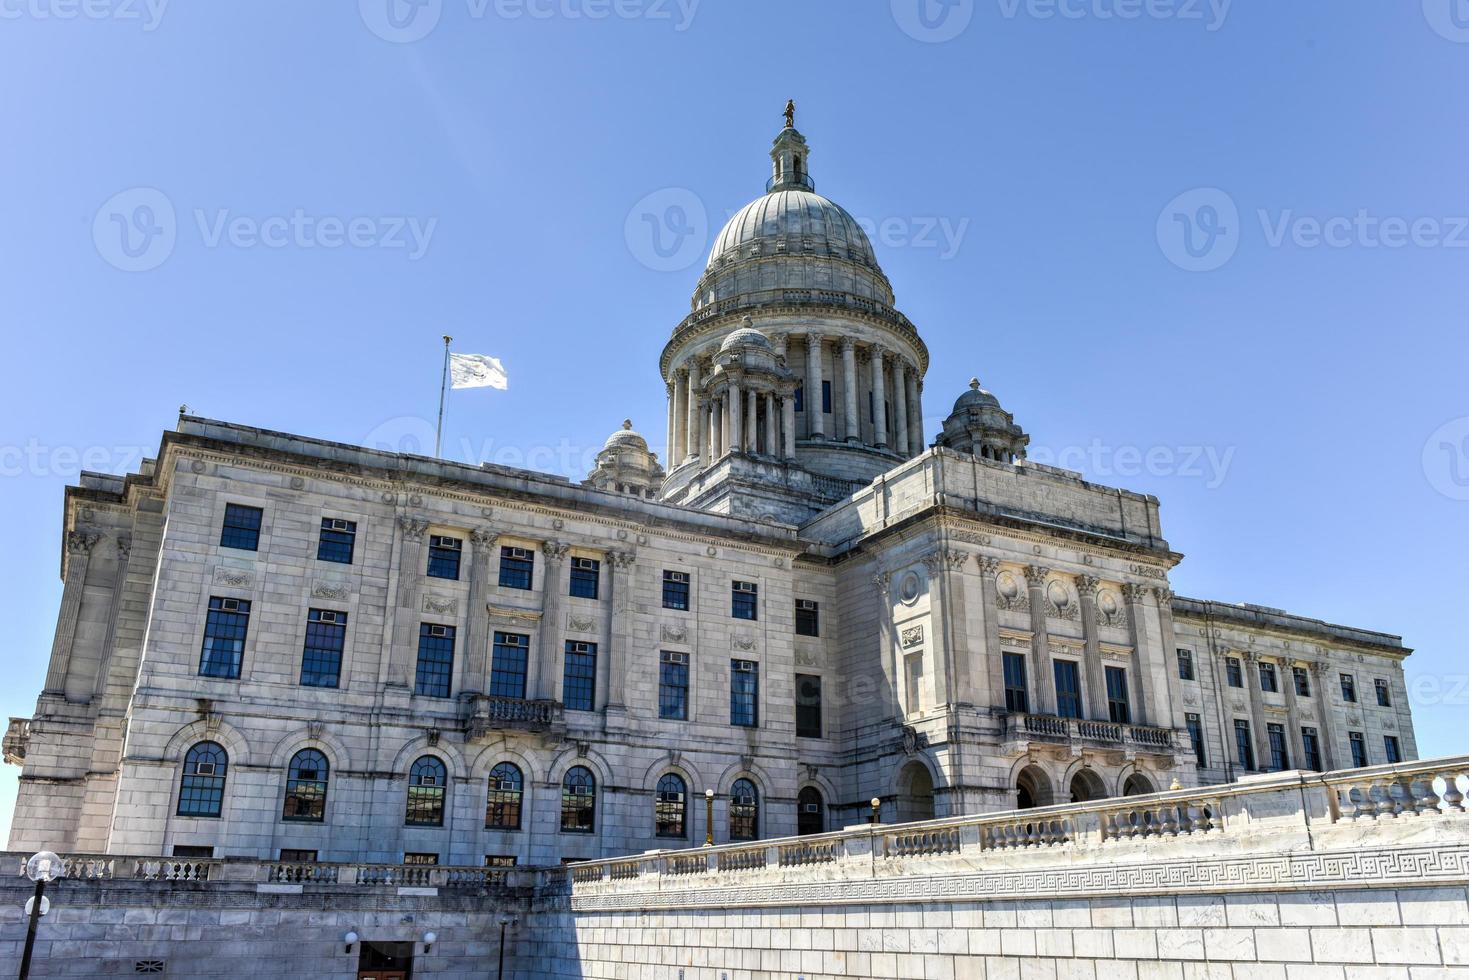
[[561, 766, 596, 834], [178, 742, 228, 818], [797, 786, 825, 836], [486, 762, 524, 831], [283, 749, 328, 822], [406, 756, 447, 827], [655, 773, 687, 839], [729, 778, 759, 841]]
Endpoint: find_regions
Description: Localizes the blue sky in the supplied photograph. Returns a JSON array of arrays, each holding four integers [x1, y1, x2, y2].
[[1, 0, 1466, 843]]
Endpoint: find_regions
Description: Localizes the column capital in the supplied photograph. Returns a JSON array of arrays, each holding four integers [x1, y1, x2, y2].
[[609, 549, 637, 570], [1120, 582, 1148, 603], [470, 527, 499, 550], [1149, 585, 1174, 604], [977, 555, 1002, 575], [541, 540, 570, 563], [872, 570, 892, 594], [396, 515, 431, 540], [1076, 574, 1101, 598], [1023, 564, 1050, 587], [839, 336, 858, 354], [66, 528, 102, 555]]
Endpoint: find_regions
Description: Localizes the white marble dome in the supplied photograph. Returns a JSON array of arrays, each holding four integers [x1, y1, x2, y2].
[[706, 190, 880, 273]]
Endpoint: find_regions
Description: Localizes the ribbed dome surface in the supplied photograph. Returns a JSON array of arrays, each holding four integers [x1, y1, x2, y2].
[[706, 190, 880, 272]]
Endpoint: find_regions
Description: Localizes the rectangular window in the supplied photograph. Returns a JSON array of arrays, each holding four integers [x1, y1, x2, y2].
[[414, 624, 455, 698], [1294, 666, 1312, 698], [1053, 660, 1083, 720], [658, 651, 689, 721], [1375, 678, 1392, 707], [316, 517, 356, 564], [172, 845, 214, 859], [490, 632, 530, 700], [1226, 657, 1243, 688], [1341, 673, 1358, 703], [1235, 719, 1256, 771], [730, 660, 759, 728], [499, 546, 534, 590], [796, 674, 823, 739], [569, 557, 600, 600], [200, 597, 251, 679], [563, 642, 597, 712], [795, 599, 820, 637], [427, 535, 462, 580], [822, 380, 832, 414], [1258, 662, 1279, 693], [794, 385, 804, 413], [905, 653, 924, 713], [485, 855, 517, 869], [220, 503, 263, 551], [1349, 731, 1368, 768], [731, 580, 758, 621], [1267, 722, 1289, 771], [403, 853, 439, 866], [1176, 649, 1195, 681], [1186, 713, 1206, 767], [662, 570, 690, 611], [1105, 666, 1131, 724], [1384, 735, 1401, 764], [300, 608, 347, 688], [1301, 727, 1323, 772], [279, 849, 317, 863], [1003, 652, 1029, 714]]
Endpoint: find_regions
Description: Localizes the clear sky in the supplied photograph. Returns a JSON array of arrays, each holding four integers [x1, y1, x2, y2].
[[1, 0, 1465, 844]]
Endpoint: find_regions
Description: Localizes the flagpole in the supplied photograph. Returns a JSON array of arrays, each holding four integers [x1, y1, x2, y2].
[[435, 335, 452, 458]]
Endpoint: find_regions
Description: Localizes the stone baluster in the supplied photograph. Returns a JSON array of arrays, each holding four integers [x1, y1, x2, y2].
[[806, 333, 825, 439], [840, 338, 859, 443], [1024, 565, 1056, 715], [461, 527, 499, 696], [1077, 576, 1108, 721], [44, 527, 102, 694], [685, 360, 702, 462], [536, 542, 569, 701], [870, 347, 889, 449], [892, 359, 910, 457]]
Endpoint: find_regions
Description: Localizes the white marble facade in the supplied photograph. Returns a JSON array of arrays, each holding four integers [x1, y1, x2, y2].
[[5, 114, 1416, 867]]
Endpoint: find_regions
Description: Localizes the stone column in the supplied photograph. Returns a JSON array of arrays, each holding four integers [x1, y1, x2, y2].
[[1024, 565, 1055, 715], [745, 389, 758, 453], [870, 347, 889, 449], [673, 372, 688, 462], [892, 359, 910, 457], [1146, 585, 1179, 728], [872, 571, 901, 719], [1077, 576, 1108, 720], [702, 397, 715, 467], [1282, 658, 1305, 769], [907, 375, 924, 453], [840, 338, 859, 443], [44, 528, 101, 693], [461, 527, 499, 696], [1241, 651, 1271, 770], [91, 532, 132, 701], [764, 392, 777, 455], [1308, 661, 1339, 770], [606, 550, 636, 712], [536, 542, 569, 701], [389, 516, 430, 689], [718, 396, 729, 457], [805, 333, 825, 439], [977, 557, 1005, 710], [781, 394, 797, 460], [728, 384, 743, 454], [685, 360, 702, 462]]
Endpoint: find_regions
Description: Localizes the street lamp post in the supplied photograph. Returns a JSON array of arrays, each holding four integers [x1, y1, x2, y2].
[[18, 851, 62, 980], [869, 797, 881, 826], [704, 789, 715, 846], [496, 913, 517, 978]]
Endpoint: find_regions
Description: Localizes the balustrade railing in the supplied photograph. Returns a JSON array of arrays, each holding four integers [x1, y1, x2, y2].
[[1325, 758, 1468, 821], [778, 840, 837, 867], [1008, 713, 1175, 752]]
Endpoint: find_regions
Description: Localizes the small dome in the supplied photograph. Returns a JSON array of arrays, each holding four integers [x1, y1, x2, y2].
[[603, 419, 649, 451], [720, 324, 771, 352], [952, 378, 1001, 413]]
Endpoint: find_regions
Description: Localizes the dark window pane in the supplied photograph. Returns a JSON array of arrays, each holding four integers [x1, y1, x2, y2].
[[1176, 649, 1195, 681], [283, 749, 328, 822], [1105, 666, 1130, 724], [731, 581, 758, 621], [1226, 658, 1243, 688], [1054, 660, 1082, 719], [569, 557, 600, 600], [1375, 678, 1392, 707], [499, 547, 534, 590], [406, 756, 447, 826], [220, 503, 262, 551], [1349, 731, 1368, 768], [662, 570, 690, 611], [1258, 662, 1278, 693], [821, 380, 832, 413], [1235, 720, 1256, 771], [1341, 674, 1357, 703], [795, 674, 822, 738], [1267, 723, 1289, 771], [561, 766, 595, 833], [659, 652, 689, 721], [316, 518, 357, 564], [729, 778, 758, 841], [486, 762, 523, 830], [1003, 653, 1029, 714], [427, 535, 462, 580], [1294, 667, 1311, 698], [563, 642, 597, 712], [655, 773, 686, 838], [1302, 727, 1323, 772], [200, 597, 250, 679], [178, 742, 228, 818], [795, 600, 819, 637], [415, 624, 455, 698], [1383, 735, 1401, 764], [730, 660, 759, 727], [301, 608, 347, 688], [1186, 713, 1206, 767], [490, 632, 530, 700], [404, 852, 439, 865], [797, 786, 825, 836]]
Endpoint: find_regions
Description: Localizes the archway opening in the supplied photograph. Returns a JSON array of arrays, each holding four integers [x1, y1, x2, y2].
[[1122, 773, 1156, 797], [797, 786, 825, 836], [896, 762, 935, 823], [1015, 765, 1054, 810], [1069, 768, 1107, 804]]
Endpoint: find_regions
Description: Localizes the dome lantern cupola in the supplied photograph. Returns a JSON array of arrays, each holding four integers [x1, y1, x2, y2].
[[936, 378, 1030, 463], [768, 100, 815, 193], [584, 419, 665, 499]]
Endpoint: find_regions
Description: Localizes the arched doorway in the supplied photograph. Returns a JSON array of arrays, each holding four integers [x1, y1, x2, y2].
[[1122, 773, 1156, 796], [1069, 768, 1107, 804], [797, 786, 825, 836], [896, 762, 935, 822], [1015, 765, 1054, 810]]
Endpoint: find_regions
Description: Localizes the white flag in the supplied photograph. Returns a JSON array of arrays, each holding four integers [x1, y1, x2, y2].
[[449, 353, 508, 391]]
